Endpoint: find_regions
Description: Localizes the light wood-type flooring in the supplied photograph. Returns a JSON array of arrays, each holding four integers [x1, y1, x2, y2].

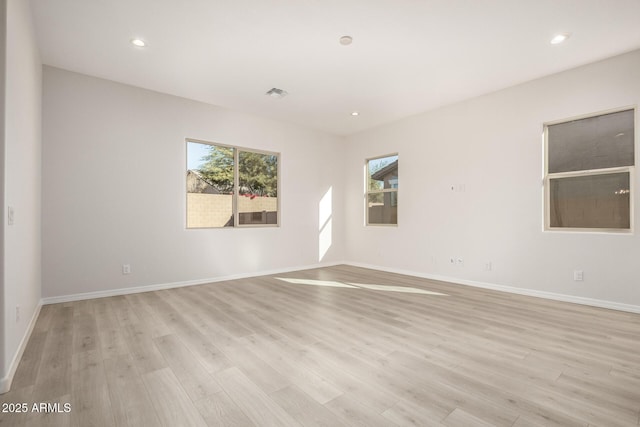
[[1, 265, 640, 426]]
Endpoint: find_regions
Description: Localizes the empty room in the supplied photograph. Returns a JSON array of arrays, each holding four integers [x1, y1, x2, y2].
[[2, 0, 640, 426]]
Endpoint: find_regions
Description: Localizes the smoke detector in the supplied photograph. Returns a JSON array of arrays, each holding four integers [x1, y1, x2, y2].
[[340, 35, 353, 45], [266, 88, 288, 99]]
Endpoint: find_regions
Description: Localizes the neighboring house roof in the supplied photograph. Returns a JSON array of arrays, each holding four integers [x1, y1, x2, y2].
[[371, 160, 398, 181], [187, 169, 221, 194]]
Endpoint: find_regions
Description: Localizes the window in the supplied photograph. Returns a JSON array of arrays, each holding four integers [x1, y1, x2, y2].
[[186, 139, 279, 228], [366, 154, 398, 225], [544, 108, 635, 231]]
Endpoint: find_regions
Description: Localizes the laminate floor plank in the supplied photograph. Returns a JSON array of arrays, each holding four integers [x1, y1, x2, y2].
[[151, 291, 233, 374], [239, 333, 343, 404], [611, 366, 640, 382], [324, 394, 396, 427], [245, 292, 397, 358], [4, 265, 639, 426], [511, 412, 589, 427], [219, 340, 293, 394], [372, 350, 521, 426], [192, 391, 254, 427], [385, 350, 611, 426], [71, 311, 98, 355], [152, 334, 222, 401], [10, 332, 47, 390], [269, 385, 348, 427], [171, 290, 252, 338], [431, 340, 561, 385], [142, 368, 207, 427], [215, 367, 299, 427], [451, 359, 613, 426], [93, 300, 129, 360], [302, 342, 403, 412], [109, 296, 141, 328], [103, 354, 161, 427], [31, 305, 53, 334], [122, 293, 172, 339], [248, 306, 323, 347], [25, 394, 71, 427], [381, 398, 446, 427], [0, 386, 34, 427], [69, 350, 114, 427], [441, 408, 496, 427], [560, 364, 640, 397], [161, 288, 238, 340], [119, 322, 167, 375], [32, 306, 74, 402], [555, 372, 640, 413]]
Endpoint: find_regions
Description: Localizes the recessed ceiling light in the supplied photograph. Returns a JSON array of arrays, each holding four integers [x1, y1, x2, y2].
[[266, 88, 288, 99], [340, 36, 353, 46], [131, 38, 146, 48], [550, 33, 571, 45], [351, 111, 359, 116]]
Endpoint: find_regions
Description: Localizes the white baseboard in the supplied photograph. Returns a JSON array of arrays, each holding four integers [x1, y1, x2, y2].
[[41, 261, 343, 305], [344, 261, 640, 314], [0, 303, 42, 394], [40, 259, 640, 314]]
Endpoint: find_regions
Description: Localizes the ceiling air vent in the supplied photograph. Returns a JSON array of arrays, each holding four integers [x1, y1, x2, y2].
[[265, 88, 288, 99]]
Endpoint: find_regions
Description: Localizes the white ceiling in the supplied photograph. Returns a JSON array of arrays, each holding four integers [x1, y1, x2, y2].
[[30, 0, 640, 136]]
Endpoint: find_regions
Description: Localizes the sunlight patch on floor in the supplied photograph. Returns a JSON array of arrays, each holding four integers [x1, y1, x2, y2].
[[275, 277, 447, 295], [347, 283, 448, 295], [275, 278, 358, 288]]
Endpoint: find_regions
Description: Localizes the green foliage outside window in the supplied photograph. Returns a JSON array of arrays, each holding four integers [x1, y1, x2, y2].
[[198, 145, 234, 194], [196, 146, 278, 196]]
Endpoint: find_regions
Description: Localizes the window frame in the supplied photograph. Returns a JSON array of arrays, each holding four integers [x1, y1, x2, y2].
[[186, 138, 280, 229], [365, 153, 399, 227], [543, 107, 636, 233]]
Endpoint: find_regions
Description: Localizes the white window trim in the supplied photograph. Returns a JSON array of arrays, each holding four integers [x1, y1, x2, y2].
[[543, 107, 636, 233]]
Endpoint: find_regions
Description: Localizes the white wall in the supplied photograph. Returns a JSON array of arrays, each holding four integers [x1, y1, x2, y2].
[[42, 67, 344, 299], [2, 0, 42, 389], [344, 49, 640, 309]]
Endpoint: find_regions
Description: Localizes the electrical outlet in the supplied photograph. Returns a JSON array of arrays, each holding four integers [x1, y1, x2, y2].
[[456, 258, 464, 266], [573, 270, 584, 281], [484, 261, 492, 271], [15, 305, 20, 323], [8, 206, 14, 226], [449, 257, 455, 264], [122, 264, 131, 275]]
